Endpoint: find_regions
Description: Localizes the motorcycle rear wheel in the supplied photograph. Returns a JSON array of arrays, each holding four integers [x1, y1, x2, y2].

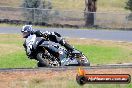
[[36, 52, 60, 67]]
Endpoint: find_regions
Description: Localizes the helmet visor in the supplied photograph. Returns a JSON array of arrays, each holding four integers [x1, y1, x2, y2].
[[22, 32, 29, 38]]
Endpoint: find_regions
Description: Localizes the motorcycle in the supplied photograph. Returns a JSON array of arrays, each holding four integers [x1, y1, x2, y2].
[[26, 37, 90, 67]]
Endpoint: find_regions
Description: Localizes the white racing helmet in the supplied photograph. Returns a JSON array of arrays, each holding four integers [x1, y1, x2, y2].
[[21, 25, 34, 38]]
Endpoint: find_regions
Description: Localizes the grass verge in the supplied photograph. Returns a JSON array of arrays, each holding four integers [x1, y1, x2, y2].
[[75, 45, 132, 65], [0, 34, 132, 68]]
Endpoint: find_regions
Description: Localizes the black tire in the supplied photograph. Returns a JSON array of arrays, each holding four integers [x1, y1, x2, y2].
[[77, 54, 90, 66], [78, 60, 90, 66], [36, 52, 50, 67], [37, 62, 46, 67], [36, 52, 60, 67]]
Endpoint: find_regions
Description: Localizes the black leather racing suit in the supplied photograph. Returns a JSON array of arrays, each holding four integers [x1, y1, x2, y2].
[[34, 30, 74, 52]]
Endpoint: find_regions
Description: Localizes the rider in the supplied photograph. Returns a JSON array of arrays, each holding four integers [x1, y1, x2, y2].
[[21, 25, 75, 56]]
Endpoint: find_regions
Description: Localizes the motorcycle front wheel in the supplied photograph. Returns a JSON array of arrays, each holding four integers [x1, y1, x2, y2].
[[77, 54, 90, 66]]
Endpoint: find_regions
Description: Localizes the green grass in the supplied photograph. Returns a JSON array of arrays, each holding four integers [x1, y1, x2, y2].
[[75, 45, 132, 65], [0, 34, 132, 68], [0, 51, 37, 68], [0, 34, 37, 68]]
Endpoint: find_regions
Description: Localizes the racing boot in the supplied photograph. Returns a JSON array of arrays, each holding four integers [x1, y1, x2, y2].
[[59, 39, 73, 51], [59, 39, 81, 55], [63, 42, 74, 52]]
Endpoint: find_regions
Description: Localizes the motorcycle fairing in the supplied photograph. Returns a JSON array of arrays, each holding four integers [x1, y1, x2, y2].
[[39, 41, 67, 61]]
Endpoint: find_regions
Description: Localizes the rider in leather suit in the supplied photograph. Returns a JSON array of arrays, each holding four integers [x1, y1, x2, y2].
[[21, 25, 75, 56]]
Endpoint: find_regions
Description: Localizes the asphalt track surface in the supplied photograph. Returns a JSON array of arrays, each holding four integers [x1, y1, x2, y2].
[[0, 64, 132, 72], [0, 26, 132, 70], [0, 26, 132, 42]]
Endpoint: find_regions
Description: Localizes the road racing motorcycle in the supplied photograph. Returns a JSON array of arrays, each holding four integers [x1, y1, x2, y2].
[[26, 37, 90, 67]]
